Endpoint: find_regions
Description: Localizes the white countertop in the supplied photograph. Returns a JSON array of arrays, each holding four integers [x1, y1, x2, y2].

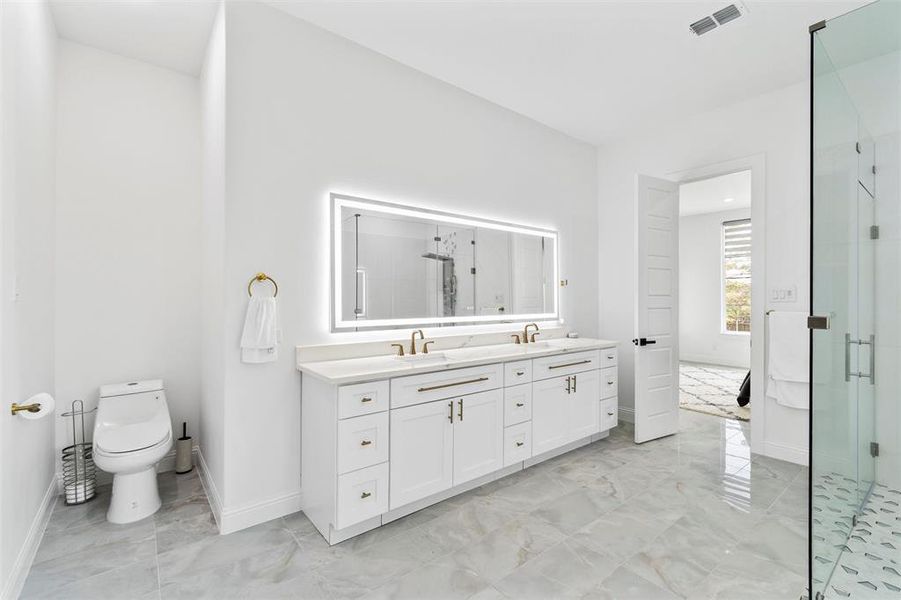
[[296, 337, 618, 385]]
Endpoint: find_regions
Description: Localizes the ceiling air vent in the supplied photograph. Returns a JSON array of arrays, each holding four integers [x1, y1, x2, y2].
[[689, 16, 718, 36], [690, 2, 747, 36], [713, 4, 742, 25]]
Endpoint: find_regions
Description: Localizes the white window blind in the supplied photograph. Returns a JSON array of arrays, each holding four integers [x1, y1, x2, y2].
[[723, 218, 751, 333]]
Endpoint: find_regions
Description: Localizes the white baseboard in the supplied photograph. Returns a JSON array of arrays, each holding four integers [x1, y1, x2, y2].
[[2, 474, 57, 600], [680, 354, 750, 370], [219, 490, 302, 535], [619, 406, 635, 424], [762, 440, 809, 466], [195, 447, 223, 532]]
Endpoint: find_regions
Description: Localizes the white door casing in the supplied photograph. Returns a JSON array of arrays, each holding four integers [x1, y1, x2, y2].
[[634, 175, 680, 444]]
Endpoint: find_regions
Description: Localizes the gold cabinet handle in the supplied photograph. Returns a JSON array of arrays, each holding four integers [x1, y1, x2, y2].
[[607, 411, 615, 416], [515, 402, 524, 407], [360, 491, 371, 499], [458, 398, 464, 421], [418, 377, 489, 393], [607, 354, 615, 360], [360, 396, 373, 403], [549, 359, 592, 370], [448, 401, 454, 423], [515, 441, 524, 447], [360, 440, 372, 446], [565, 376, 572, 394], [607, 380, 614, 385], [572, 374, 577, 393], [515, 370, 525, 376]]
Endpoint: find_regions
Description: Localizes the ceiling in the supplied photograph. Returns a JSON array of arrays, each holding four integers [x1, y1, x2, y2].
[[49, 0, 218, 76], [46, 1, 871, 143], [679, 170, 751, 217], [266, 0, 870, 144]]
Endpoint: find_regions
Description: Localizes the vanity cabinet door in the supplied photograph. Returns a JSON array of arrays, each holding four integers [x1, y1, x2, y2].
[[532, 375, 571, 456], [568, 369, 600, 442], [452, 389, 504, 487], [389, 399, 454, 510]]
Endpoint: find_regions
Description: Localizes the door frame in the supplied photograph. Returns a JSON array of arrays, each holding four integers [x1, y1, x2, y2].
[[666, 153, 766, 456]]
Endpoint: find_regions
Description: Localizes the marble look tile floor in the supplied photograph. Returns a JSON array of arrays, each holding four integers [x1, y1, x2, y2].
[[22, 411, 809, 599]]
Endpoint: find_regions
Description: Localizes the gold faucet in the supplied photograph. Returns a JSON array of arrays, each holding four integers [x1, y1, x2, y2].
[[410, 329, 425, 355], [523, 323, 539, 344]]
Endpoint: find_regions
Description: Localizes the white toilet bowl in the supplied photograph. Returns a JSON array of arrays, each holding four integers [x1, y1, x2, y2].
[[93, 380, 172, 524]]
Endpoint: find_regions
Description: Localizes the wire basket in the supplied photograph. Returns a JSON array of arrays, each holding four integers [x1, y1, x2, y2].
[[61, 400, 97, 505]]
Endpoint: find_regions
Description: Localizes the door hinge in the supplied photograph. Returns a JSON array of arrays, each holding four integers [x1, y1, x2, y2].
[[870, 225, 879, 240], [870, 442, 880, 457]]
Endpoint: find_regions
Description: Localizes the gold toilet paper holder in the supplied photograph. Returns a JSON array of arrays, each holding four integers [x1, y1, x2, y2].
[[11, 402, 41, 416]]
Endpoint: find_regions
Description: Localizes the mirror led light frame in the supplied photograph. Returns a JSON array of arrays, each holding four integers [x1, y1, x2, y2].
[[331, 192, 559, 331]]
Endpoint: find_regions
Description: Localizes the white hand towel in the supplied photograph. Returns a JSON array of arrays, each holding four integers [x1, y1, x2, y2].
[[241, 296, 280, 364], [768, 311, 809, 382], [767, 311, 809, 409]]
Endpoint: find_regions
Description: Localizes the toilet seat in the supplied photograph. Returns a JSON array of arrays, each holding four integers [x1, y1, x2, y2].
[[94, 384, 170, 455]]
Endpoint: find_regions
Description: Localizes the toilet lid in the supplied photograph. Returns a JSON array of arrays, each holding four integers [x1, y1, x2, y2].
[[94, 391, 171, 454]]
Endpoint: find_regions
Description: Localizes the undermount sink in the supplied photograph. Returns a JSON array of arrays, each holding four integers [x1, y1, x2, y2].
[[393, 351, 447, 363]]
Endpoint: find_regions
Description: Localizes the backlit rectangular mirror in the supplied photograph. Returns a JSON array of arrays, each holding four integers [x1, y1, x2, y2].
[[331, 193, 558, 331]]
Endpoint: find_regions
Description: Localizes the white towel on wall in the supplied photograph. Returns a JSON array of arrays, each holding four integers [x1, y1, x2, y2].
[[241, 296, 280, 363], [766, 311, 809, 409]]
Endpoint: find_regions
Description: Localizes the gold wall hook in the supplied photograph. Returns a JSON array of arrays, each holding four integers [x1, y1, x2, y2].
[[11, 402, 41, 416], [248, 272, 278, 297]]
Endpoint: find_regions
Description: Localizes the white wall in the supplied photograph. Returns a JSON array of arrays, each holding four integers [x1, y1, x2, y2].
[[679, 207, 751, 369], [0, 1, 58, 596], [54, 42, 201, 456], [213, 1, 598, 529], [598, 81, 809, 464], [200, 1, 227, 519]]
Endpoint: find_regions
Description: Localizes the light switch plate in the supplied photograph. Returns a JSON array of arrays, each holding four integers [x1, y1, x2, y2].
[[769, 285, 797, 303]]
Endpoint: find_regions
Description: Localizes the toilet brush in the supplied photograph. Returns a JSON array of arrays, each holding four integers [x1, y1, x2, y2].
[[175, 421, 193, 474]]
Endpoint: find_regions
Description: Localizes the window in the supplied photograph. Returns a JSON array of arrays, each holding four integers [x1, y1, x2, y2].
[[722, 218, 751, 333]]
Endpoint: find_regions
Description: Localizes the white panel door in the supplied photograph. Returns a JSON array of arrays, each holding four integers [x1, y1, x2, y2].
[[452, 389, 504, 486], [389, 398, 454, 509], [569, 369, 600, 441], [532, 375, 571, 455], [634, 174, 680, 444]]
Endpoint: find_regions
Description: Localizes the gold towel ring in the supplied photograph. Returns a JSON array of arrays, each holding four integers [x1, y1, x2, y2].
[[248, 273, 278, 297]]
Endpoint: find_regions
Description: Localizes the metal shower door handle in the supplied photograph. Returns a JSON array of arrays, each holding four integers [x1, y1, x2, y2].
[[845, 333, 875, 384]]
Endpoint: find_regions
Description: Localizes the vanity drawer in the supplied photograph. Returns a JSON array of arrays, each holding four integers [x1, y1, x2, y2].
[[336, 462, 388, 530], [599, 398, 618, 432], [337, 412, 389, 475], [504, 422, 532, 466], [504, 384, 532, 426], [390, 363, 504, 409], [532, 350, 601, 381], [599, 347, 618, 369], [600, 366, 618, 399], [338, 380, 389, 419], [504, 360, 532, 386]]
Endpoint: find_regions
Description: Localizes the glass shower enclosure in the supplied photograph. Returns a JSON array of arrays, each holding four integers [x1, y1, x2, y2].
[[811, 2, 901, 598]]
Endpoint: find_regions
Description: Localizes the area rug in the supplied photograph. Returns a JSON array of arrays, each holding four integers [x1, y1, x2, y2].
[[679, 362, 751, 422]]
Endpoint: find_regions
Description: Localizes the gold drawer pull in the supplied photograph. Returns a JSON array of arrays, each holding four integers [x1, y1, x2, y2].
[[360, 396, 373, 403], [515, 441, 524, 447], [360, 491, 371, 499], [607, 380, 614, 385], [360, 440, 372, 446], [418, 376, 489, 393], [515, 370, 525, 376], [548, 359, 591, 370], [607, 354, 615, 360], [607, 411, 615, 416], [515, 402, 525, 407]]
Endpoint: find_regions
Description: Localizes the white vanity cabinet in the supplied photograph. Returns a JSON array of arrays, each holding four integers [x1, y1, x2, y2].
[[299, 338, 618, 545]]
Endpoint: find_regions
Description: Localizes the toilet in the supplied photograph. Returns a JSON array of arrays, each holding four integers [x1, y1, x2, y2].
[[93, 379, 172, 524]]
